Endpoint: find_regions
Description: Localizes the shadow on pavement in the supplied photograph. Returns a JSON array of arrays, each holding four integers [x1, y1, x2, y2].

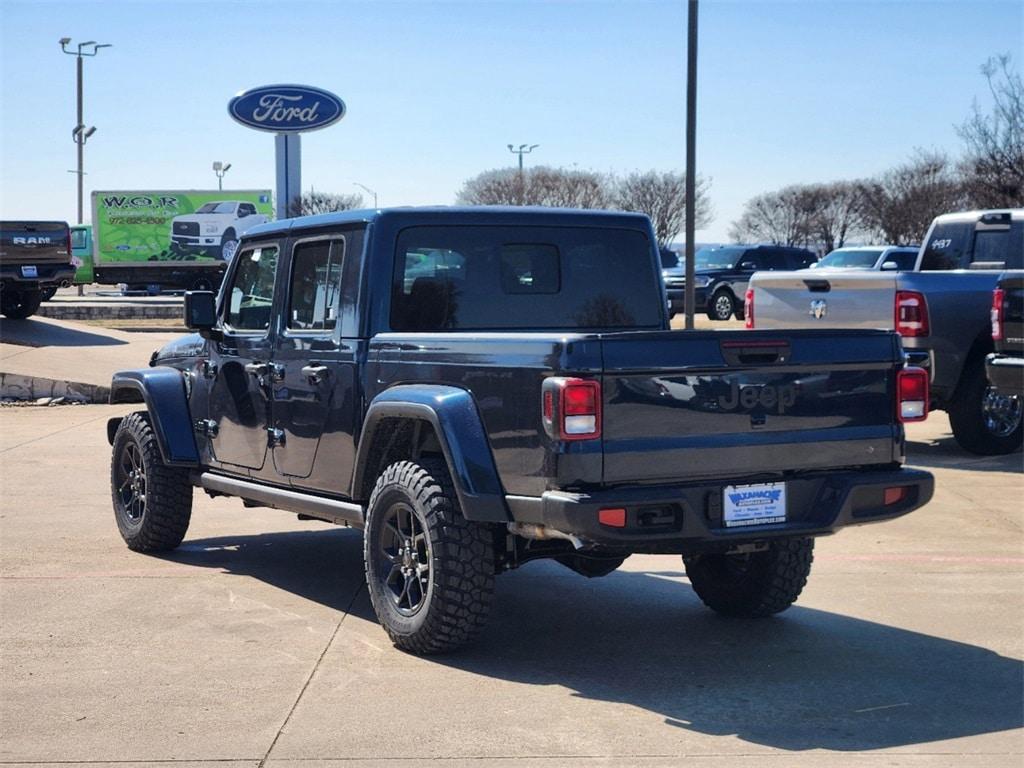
[[0, 318, 127, 347], [907, 434, 1022, 473], [168, 528, 1023, 752]]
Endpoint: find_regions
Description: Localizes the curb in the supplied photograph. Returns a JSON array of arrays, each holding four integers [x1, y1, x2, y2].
[[37, 304, 182, 321], [0, 372, 110, 404]]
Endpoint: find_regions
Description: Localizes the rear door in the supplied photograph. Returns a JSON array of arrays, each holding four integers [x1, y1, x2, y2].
[[0, 221, 70, 269], [206, 241, 280, 471], [269, 234, 359, 482], [600, 329, 901, 485]]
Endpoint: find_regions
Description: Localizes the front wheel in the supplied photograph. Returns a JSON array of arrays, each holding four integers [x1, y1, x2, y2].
[[111, 412, 193, 552], [684, 538, 814, 617], [948, 362, 1023, 455], [707, 289, 736, 321], [220, 230, 239, 262], [0, 289, 43, 319], [364, 459, 495, 654]]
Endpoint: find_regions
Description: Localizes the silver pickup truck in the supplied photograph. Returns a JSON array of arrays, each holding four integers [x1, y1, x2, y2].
[[748, 209, 1024, 455]]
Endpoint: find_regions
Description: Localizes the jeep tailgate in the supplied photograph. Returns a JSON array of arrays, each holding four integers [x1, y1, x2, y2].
[[600, 329, 902, 485], [749, 270, 897, 331]]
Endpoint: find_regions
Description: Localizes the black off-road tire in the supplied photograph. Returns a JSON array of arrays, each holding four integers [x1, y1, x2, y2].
[[110, 412, 193, 552], [1, 289, 43, 319], [364, 459, 495, 654], [707, 289, 736, 321], [948, 361, 1023, 455], [684, 538, 814, 618], [40, 286, 58, 301]]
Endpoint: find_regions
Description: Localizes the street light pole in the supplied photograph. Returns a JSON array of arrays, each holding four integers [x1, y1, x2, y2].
[[353, 182, 378, 208], [684, 1, 698, 330], [507, 143, 539, 205], [213, 161, 232, 191], [60, 38, 111, 225]]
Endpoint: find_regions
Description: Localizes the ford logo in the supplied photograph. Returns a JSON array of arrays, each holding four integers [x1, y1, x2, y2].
[[228, 84, 346, 133]]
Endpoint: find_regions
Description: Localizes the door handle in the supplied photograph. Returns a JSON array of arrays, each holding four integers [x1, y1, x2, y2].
[[301, 364, 329, 383], [244, 361, 269, 377]]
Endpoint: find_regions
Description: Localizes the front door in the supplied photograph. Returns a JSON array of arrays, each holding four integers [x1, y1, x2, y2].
[[271, 236, 350, 480], [206, 242, 280, 471]]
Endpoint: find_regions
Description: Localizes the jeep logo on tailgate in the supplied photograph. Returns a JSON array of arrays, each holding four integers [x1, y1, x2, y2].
[[718, 382, 797, 414]]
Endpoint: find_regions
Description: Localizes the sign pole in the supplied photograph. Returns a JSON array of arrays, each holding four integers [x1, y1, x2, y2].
[[275, 133, 301, 219]]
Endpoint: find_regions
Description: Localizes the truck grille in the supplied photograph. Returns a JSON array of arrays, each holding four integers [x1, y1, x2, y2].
[[173, 222, 199, 236]]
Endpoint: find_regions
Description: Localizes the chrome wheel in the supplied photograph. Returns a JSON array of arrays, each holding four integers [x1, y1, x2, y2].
[[712, 292, 734, 320], [221, 239, 239, 262], [376, 501, 432, 616], [983, 386, 1022, 438], [115, 441, 147, 522]]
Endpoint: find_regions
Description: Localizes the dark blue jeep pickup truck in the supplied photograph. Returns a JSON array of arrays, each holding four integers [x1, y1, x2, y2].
[[107, 207, 934, 654]]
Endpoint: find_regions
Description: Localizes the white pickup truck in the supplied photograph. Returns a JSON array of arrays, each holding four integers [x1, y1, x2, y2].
[[747, 209, 1024, 455], [170, 201, 270, 262]]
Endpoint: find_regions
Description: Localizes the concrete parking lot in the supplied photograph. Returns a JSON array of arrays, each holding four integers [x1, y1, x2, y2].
[[2, 404, 1021, 767], [1, 316, 1022, 767]]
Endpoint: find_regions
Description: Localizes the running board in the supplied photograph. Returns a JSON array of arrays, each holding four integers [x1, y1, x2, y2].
[[198, 472, 365, 528]]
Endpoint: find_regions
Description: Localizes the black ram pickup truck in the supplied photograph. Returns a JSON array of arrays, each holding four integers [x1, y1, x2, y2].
[[107, 207, 934, 654], [987, 270, 1024, 397], [0, 220, 76, 318]]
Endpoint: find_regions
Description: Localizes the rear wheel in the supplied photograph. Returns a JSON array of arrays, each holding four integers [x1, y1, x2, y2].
[[948, 361, 1023, 455], [110, 412, 193, 552], [707, 289, 736, 321], [40, 286, 58, 301], [220, 230, 239, 262], [0, 289, 43, 319], [684, 538, 814, 617], [364, 459, 495, 654]]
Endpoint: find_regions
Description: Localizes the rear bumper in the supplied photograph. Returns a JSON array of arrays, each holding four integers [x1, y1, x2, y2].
[[506, 466, 933, 551], [1, 263, 77, 288], [986, 353, 1024, 396]]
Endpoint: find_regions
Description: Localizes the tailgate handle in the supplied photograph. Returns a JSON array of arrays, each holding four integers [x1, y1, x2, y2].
[[803, 280, 831, 293], [721, 340, 791, 366]]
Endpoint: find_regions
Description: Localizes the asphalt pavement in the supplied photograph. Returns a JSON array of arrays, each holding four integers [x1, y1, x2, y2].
[[1, 403, 1021, 767]]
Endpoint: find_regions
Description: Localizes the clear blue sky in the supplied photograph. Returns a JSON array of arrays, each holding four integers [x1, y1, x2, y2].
[[1, 0, 1020, 242]]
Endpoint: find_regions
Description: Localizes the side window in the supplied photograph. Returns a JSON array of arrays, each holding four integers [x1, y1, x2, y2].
[[740, 250, 761, 270], [765, 251, 788, 270], [790, 251, 815, 269], [393, 248, 467, 331], [239, 203, 256, 218], [921, 223, 972, 270], [70, 229, 88, 249], [288, 239, 344, 331], [225, 245, 279, 331], [970, 223, 1023, 269]]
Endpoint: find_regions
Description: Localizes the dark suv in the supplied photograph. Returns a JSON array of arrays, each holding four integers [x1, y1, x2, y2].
[[683, 245, 817, 321]]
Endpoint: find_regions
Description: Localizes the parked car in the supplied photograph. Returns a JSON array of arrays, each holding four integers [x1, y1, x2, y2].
[[660, 247, 685, 317], [987, 270, 1024, 398], [684, 245, 817, 321], [170, 200, 270, 262], [809, 245, 918, 272], [106, 207, 933, 654], [748, 208, 1024, 454], [0, 220, 75, 318]]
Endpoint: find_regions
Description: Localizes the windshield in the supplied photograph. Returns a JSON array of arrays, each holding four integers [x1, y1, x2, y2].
[[695, 246, 745, 270], [195, 202, 237, 214], [815, 249, 883, 269]]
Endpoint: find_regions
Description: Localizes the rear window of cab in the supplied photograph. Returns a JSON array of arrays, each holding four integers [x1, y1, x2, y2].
[[390, 226, 662, 331]]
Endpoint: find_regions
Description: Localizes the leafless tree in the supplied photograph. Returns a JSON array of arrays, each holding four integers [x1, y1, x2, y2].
[[857, 151, 966, 245], [456, 166, 612, 208], [957, 54, 1024, 208], [806, 181, 869, 253], [289, 190, 364, 217], [613, 171, 712, 247], [729, 184, 820, 247]]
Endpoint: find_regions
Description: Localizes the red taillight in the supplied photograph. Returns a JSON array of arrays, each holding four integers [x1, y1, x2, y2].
[[598, 508, 627, 527], [895, 291, 929, 337], [744, 288, 754, 329], [541, 377, 601, 441], [992, 288, 1005, 341], [884, 486, 908, 506], [897, 366, 929, 423]]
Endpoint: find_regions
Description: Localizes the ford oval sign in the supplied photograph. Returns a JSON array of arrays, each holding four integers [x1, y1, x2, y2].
[[228, 84, 346, 133]]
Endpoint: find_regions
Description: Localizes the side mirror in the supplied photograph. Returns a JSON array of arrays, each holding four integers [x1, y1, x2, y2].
[[740, 261, 758, 270], [184, 290, 217, 331], [881, 261, 898, 271]]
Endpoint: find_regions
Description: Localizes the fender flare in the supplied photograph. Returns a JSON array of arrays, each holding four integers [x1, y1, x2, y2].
[[353, 385, 509, 523], [107, 367, 200, 466]]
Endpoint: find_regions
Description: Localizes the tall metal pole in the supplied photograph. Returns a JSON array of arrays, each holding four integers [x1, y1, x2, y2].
[[507, 144, 538, 206], [684, 0, 698, 330], [76, 55, 84, 224]]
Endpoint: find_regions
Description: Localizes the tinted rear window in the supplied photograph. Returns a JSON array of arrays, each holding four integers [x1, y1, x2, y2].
[[920, 223, 973, 270], [921, 220, 1024, 270], [391, 226, 661, 331]]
